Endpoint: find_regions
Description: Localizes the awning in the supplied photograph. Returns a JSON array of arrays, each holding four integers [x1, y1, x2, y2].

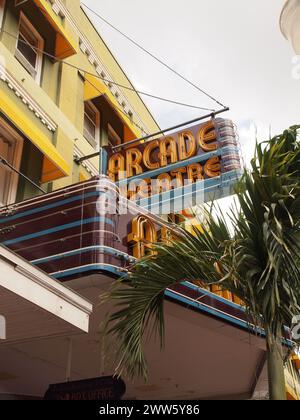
[[84, 73, 141, 141], [33, 0, 77, 59], [0, 245, 93, 339], [0, 89, 71, 183]]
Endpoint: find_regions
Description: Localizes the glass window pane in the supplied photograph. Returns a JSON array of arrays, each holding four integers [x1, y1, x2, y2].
[[17, 33, 37, 68], [20, 19, 39, 48]]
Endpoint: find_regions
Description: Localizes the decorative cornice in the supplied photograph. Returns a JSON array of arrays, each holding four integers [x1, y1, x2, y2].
[[0, 65, 57, 132], [46, 0, 66, 20]]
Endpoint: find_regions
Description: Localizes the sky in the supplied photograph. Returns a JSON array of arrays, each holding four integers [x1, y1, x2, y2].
[[82, 0, 299, 210]]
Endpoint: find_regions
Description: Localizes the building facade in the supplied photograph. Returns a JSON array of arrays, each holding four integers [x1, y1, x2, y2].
[[0, 0, 159, 206]]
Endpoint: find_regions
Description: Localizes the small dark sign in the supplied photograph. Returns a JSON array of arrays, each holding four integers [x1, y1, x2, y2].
[[44, 376, 126, 401]]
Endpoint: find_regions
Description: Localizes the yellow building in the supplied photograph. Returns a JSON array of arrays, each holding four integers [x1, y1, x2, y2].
[[0, 0, 159, 206]]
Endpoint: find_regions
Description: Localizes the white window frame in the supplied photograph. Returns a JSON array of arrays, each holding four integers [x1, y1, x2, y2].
[[84, 101, 100, 149], [0, 118, 24, 206], [0, 0, 5, 29], [15, 12, 44, 84]]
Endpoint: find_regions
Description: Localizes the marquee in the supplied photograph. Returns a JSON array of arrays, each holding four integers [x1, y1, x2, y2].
[[107, 118, 242, 213]]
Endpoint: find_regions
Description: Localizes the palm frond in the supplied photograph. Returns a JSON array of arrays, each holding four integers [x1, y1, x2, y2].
[[101, 125, 300, 380]]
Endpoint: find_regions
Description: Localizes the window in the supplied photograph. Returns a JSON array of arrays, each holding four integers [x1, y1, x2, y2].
[[0, 0, 5, 29], [84, 101, 100, 148], [108, 124, 121, 147], [0, 119, 23, 207], [15, 12, 44, 84]]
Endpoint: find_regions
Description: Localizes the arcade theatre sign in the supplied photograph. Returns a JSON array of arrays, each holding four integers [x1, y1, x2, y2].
[[107, 118, 241, 203]]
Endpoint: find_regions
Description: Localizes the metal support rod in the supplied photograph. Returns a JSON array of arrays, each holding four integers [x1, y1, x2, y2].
[[75, 107, 229, 164], [113, 107, 229, 151], [0, 156, 46, 194]]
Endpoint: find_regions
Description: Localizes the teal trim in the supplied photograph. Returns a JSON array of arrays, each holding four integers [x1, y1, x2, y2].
[[32, 246, 132, 264], [165, 288, 293, 347], [183, 281, 245, 311], [50, 266, 293, 346], [2, 217, 115, 246], [165, 289, 249, 330], [52, 264, 124, 279]]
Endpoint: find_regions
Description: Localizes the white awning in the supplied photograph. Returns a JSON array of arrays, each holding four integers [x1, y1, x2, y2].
[[0, 246, 92, 342]]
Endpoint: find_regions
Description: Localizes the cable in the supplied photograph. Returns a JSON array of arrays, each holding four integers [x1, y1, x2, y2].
[[81, 2, 227, 109], [76, 107, 229, 163], [1, 30, 215, 113], [0, 31, 229, 165], [0, 156, 46, 193]]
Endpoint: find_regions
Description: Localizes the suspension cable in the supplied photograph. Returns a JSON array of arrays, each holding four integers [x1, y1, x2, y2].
[[81, 2, 227, 109], [1, 30, 215, 113], [0, 156, 46, 193], [76, 107, 229, 164]]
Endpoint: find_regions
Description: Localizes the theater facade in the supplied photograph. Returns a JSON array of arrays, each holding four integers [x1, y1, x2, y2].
[[0, 0, 299, 400]]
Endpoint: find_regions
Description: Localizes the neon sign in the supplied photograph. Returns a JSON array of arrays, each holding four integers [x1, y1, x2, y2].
[[107, 118, 241, 211]]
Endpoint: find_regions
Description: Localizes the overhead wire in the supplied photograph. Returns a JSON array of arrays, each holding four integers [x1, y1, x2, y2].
[[1, 30, 215, 113], [0, 25, 229, 165], [76, 107, 229, 163], [81, 2, 227, 109]]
